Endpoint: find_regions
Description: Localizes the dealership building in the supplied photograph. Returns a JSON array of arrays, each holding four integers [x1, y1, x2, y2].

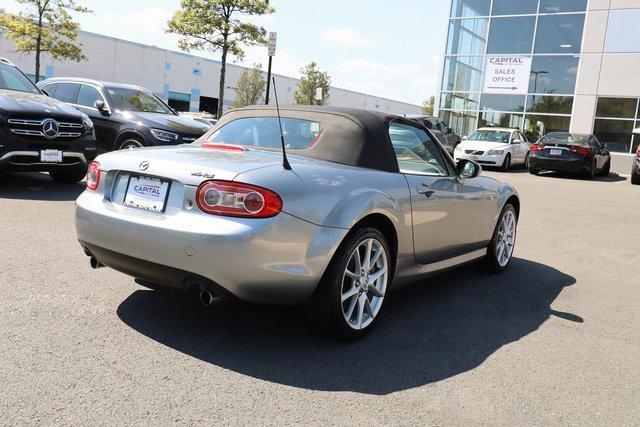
[[0, 30, 421, 116], [439, 0, 640, 155]]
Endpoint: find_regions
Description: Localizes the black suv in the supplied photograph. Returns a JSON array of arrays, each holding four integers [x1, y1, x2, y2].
[[38, 78, 210, 152], [0, 58, 97, 183], [407, 115, 461, 155]]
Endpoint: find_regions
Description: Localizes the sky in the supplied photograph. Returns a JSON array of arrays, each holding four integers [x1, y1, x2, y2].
[[2, 0, 449, 106]]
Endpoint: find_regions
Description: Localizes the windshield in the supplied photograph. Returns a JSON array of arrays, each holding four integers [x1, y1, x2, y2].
[[468, 129, 511, 143], [0, 63, 40, 94], [539, 132, 590, 145], [106, 87, 173, 114], [207, 117, 324, 150]]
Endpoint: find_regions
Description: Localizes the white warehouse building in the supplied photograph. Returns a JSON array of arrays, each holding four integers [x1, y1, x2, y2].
[[0, 29, 421, 116]]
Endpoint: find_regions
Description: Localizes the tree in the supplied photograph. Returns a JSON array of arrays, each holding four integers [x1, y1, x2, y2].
[[293, 62, 331, 106], [167, 0, 273, 118], [422, 95, 435, 116], [232, 63, 266, 108], [0, 0, 90, 82]]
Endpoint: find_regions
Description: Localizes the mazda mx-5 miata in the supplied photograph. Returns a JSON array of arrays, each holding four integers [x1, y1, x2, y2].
[[76, 106, 520, 339]]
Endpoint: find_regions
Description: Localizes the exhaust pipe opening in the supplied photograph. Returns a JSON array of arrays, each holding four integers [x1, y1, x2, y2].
[[90, 257, 104, 269], [198, 286, 216, 306]]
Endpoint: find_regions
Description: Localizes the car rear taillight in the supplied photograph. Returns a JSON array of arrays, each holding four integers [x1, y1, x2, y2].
[[569, 146, 591, 157], [530, 144, 543, 152], [86, 161, 101, 191], [196, 180, 282, 218]]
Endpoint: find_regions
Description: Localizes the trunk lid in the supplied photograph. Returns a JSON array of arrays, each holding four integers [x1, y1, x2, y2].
[[96, 145, 296, 185]]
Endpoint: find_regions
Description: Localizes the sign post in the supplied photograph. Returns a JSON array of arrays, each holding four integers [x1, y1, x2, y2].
[[265, 32, 277, 105], [482, 55, 532, 95]]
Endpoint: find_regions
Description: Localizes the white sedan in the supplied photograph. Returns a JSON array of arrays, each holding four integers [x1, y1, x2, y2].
[[454, 127, 530, 171]]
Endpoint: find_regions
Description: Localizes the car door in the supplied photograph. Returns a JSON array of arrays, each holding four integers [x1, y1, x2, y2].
[[389, 121, 488, 265], [510, 131, 527, 163], [591, 136, 609, 169], [74, 84, 118, 153]]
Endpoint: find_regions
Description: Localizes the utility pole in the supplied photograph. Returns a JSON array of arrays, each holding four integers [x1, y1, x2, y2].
[[265, 32, 277, 105]]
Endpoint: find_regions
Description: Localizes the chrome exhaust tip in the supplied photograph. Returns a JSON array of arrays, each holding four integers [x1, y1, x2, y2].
[[90, 257, 104, 269], [198, 286, 216, 306]]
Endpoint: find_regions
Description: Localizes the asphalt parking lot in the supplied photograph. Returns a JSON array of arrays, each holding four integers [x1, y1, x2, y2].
[[1, 168, 638, 425]]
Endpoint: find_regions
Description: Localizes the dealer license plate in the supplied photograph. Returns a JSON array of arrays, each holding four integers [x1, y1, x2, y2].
[[124, 175, 171, 212], [41, 149, 63, 163], [549, 149, 563, 156]]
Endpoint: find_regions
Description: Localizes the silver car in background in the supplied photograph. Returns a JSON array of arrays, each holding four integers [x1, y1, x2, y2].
[[76, 106, 520, 340]]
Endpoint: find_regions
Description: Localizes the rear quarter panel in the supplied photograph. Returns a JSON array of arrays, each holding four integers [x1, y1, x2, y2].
[[235, 160, 415, 259]]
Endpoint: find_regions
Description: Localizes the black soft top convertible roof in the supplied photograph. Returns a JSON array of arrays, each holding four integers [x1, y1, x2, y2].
[[214, 105, 412, 172]]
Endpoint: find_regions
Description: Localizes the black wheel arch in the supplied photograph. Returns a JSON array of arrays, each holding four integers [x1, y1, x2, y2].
[[113, 129, 149, 150]]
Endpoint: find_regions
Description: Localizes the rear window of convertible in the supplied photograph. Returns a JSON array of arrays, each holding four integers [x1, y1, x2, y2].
[[206, 117, 324, 150]]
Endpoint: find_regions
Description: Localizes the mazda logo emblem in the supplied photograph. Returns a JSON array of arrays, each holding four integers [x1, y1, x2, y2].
[[139, 161, 149, 171], [42, 119, 59, 139]]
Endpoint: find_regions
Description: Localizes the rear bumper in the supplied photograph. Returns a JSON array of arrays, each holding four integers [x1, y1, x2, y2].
[[528, 154, 588, 173], [75, 190, 348, 305]]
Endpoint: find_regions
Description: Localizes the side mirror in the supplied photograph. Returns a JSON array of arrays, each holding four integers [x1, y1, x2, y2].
[[456, 159, 481, 181], [462, 135, 468, 140], [94, 100, 111, 115]]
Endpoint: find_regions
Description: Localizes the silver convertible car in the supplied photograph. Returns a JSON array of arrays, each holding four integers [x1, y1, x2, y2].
[[76, 106, 520, 339]]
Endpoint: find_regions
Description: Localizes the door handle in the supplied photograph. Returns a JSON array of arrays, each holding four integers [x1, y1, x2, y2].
[[416, 183, 435, 197]]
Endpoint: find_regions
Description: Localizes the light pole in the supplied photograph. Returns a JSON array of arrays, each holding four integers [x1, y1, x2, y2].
[[530, 70, 549, 110]]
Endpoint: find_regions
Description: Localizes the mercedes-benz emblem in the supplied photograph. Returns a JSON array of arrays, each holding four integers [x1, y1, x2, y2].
[[139, 161, 149, 171], [42, 119, 59, 139]]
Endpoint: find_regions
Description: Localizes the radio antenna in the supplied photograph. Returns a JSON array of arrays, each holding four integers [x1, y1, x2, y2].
[[271, 77, 292, 171]]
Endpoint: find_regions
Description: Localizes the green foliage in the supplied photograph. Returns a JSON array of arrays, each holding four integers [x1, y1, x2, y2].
[[293, 62, 331, 106], [167, 0, 274, 117], [232, 63, 266, 108], [0, 0, 91, 81], [421, 95, 435, 116]]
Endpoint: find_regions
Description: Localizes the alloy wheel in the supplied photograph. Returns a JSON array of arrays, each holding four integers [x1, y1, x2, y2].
[[340, 238, 388, 330], [495, 210, 516, 267], [121, 139, 143, 150]]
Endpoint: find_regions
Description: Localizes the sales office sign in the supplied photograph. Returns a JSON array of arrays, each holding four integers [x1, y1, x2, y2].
[[483, 55, 532, 95]]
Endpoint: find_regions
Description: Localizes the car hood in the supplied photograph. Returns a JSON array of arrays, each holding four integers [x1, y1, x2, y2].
[[0, 89, 84, 118], [457, 140, 510, 152], [95, 145, 307, 185], [122, 112, 211, 135]]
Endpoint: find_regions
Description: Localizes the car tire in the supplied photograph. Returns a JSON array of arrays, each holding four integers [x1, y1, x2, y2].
[[118, 136, 146, 150], [585, 159, 597, 179], [599, 158, 611, 176], [524, 152, 530, 169], [478, 203, 517, 273], [304, 227, 392, 340], [501, 154, 511, 172], [49, 165, 87, 183]]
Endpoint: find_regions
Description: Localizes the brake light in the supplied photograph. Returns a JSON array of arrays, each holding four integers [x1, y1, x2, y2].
[[201, 143, 246, 152], [86, 161, 101, 191], [196, 180, 282, 218], [530, 144, 543, 152], [569, 146, 591, 157]]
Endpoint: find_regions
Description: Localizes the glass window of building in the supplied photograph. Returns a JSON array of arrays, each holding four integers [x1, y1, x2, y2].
[[479, 111, 524, 129], [492, 0, 538, 16], [487, 17, 535, 54], [526, 96, 574, 114], [534, 14, 585, 54], [439, 110, 479, 138], [593, 119, 634, 153], [480, 94, 526, 112], [595, 98, 637, 119], [446, 18, 488, 55], [442, 56, 484, 92], [440, 92, 480, 110], [528, 56, 579, 94], [539, 0, 587, 14], [524, 115, 571, 141], [450, 0, 490, 18]]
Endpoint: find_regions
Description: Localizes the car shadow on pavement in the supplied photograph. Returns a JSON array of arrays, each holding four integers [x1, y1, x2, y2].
[[116, 258, 578, 395], [0, 172, 85, 201], [536, 171, 627, 183]]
